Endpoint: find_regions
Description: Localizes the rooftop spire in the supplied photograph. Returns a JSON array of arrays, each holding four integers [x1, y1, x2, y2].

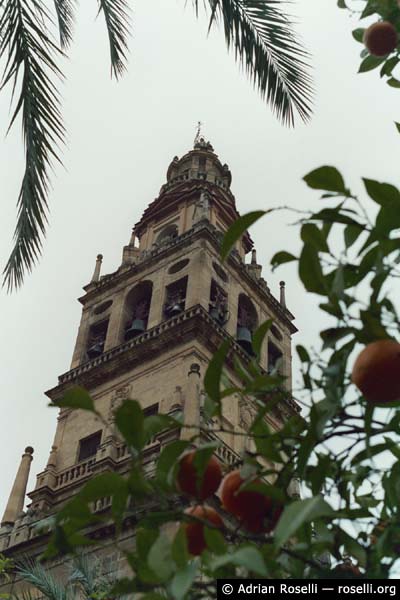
[[280, 281, 286, 308], [1, 446, 34, 526], [91, 254, 103, 283], [193, 120, 203, 146]]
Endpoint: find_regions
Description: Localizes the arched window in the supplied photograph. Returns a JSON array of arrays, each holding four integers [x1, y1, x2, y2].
[[209, 279, 229, 327], [86, 319, 109, 359], [268, 341, 283, 374], [123, 281, 153, 341], [155, 224, 178, 247], [236, 294, 258, 356], [163, 276, 188, 319]]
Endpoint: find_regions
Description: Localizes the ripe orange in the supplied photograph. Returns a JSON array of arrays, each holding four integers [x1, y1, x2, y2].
[[176, 451, 222, 500], [364, 21, 398, 56], [220, 470, 282, 533], [352, 340, 400, 403], [333, 561, 361, 577], [184, 505, 223, 555]]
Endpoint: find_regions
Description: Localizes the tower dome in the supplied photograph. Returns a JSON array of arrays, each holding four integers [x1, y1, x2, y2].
[[164, 137, 232, 192]]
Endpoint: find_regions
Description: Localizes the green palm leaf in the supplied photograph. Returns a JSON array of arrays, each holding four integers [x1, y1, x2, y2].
[[0, 0, 65, 291], [196, 0, 314, 125], [13, 556, 68, 600], [97, 0, 131, 78], [53, 0, 77, 49]]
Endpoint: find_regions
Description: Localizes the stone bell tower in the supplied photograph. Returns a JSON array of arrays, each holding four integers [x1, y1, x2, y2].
[[0, 136, 298, 584]]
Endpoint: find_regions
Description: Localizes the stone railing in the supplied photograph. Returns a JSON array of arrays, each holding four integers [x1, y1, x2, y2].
[[54, 457, 96, 488], [202, 428, 241, 467], [58, 304, 215, 385]]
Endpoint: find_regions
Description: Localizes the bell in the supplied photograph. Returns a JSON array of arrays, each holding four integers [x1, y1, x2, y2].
[[169, 303, 183, 316], [125, 318, 146, 340], [236, 326, 253, 355], [87, 341, 104, 359]]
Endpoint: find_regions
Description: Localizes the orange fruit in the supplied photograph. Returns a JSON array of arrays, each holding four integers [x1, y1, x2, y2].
[[352, 340, 400, 403], [364, 21, 398, 56], [176, 451, 222, 500], [184, 505, 223, 555], [220, 470, 282, 533], [333, 561, 361, 577]]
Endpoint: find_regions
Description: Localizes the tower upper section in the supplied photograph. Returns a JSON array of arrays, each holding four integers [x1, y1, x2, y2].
[[131, 137, 252, 260], [65, 136, 296, 379]]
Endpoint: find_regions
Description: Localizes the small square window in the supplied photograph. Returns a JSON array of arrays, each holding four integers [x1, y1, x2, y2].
[[78, 431, 102, 462], [143, 403, 159, 417]]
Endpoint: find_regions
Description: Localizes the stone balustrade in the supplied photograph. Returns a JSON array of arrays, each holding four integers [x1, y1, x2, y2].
[[54, 457, 96, 488]]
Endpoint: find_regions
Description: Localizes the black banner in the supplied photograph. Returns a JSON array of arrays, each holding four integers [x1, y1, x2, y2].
[[217, 579, 400, 600]]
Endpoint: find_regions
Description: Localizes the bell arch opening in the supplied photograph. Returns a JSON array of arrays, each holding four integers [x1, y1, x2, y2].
[[236, 294, 258, 356], [154, 223, 178, 247], [123, 280, 153, 341]]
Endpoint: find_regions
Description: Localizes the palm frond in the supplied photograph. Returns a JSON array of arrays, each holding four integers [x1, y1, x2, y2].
[[14, 557, 67, 600], [53, 0, 77, 48], [195, 0, 314, 125], [68, 554, 117, 597], [68, 553, 98, 594], [11, 590, 42, 600], [97, 0, 131, 78], [0, 0, 65, 291]]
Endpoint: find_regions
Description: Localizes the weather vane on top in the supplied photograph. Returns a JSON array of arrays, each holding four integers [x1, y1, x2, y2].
[[194, 121, 203, 145]]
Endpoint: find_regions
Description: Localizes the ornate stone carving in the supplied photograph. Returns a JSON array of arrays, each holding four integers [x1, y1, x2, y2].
[[192, 191, 210, 224], [238, 397, 257, 430], [105, 384, 132, 440]]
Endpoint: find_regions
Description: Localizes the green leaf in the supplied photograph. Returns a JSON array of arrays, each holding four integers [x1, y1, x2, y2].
[[170, 561, 198, 600], [204, 527, 227, 555], [363, 178, 400, 206], [344, 224, 362, 248], [143, 414, 180, 445], [171, 526, 190, 568], [359, 55, 386, 73], [352, 28, 365, 43], [212, 547, 268, 576], [381, 56, 399, 76], [296, 344, 310, 363], [115, 399, 145, 450], [137, 528, 159, 561], [387, 77, 400, 88], [298, 243, 326, 295], [220, 211, 266, 261], [52, 387, 96, 413], [156, 440, 190, 488], [310, 207, 362, 227], [252, 319, 272, 358], [270, 251, 297, 271], [395, 122, 400, 134], [301, 224, 329, 253], [274, 496, 334, 547], [337, 0, 346, 7], [303, 166, 347, 194], [148, 533, 175, 582], [320, 327, 353, 350], [204, 340, 230, 402]]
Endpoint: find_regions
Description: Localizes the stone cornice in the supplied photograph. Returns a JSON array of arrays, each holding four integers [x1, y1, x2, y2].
[[79, 222, 297, 335], [46, 304, 300, 418]]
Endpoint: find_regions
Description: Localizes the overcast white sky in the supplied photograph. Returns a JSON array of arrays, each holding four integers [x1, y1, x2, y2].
[[0, 0, 399, 517]]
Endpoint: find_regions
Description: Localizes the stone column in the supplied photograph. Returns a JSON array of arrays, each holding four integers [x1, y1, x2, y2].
[[181, 364, 201, 441], [91, 254, 103, 283], [1, 447, 34, 526], [147, 276, 166, 329], [185, 249, 209, 311], [70, 308, 91, 368], [104, 292, 125, 351]]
